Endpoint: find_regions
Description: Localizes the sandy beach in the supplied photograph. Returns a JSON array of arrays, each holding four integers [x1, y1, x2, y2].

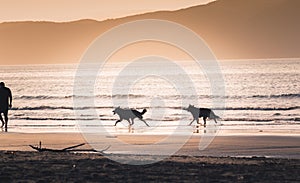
[[1, 132, 299, 158], [0, 151, 299, 182], [0, 132, 299, 182]]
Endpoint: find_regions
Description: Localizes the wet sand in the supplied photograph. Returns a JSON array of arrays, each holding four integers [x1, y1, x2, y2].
[[0, 132, 299, 158], [0, 132, 299, 182]]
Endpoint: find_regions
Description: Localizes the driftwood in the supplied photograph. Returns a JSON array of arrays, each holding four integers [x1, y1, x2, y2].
[[29, 141, 110, 154]]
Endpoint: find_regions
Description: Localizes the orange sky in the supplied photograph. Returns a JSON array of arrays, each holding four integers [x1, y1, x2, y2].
[[1, 0, 298, 65], [0, 0, 215, 22]]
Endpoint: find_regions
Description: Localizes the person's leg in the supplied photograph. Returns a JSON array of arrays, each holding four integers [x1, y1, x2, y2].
[[0, 113, 4, 128], [3, 110, 8, 131]]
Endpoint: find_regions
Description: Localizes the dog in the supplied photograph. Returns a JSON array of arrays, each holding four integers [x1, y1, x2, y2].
[[113, 106, 149, 127], [183, 104, 220, 126]]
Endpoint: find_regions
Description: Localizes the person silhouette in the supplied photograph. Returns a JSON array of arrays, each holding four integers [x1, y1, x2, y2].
[[0, 82, 12, 132]]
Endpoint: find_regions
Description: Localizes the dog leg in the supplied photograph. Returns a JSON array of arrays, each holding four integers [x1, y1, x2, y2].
[[214, 118, 218, 124], [188, 119, 195, 126], [203, 117, 207, 127], [140, 119, 150, 127], [131, 118, 134, 126], [126, 119, 132, 126], [114, 119, 122, 126]]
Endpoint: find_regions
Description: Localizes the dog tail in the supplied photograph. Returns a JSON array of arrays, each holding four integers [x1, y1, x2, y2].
[[211, 111, 221, 119], [214, 115, 221, 119], [141, 109, 147, 115]]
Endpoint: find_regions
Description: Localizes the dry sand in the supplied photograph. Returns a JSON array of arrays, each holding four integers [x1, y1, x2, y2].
[[0, 132, 299, 182], [0, 132, 299, 158]]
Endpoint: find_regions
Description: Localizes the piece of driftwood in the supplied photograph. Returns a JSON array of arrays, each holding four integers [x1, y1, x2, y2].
[[29, 141, 110, 154]]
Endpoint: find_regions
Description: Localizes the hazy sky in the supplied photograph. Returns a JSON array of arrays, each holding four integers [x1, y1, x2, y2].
[[0, 0, 215, 22]]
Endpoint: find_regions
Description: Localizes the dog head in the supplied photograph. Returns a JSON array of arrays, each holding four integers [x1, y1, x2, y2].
[[112, 106, 121, 115], [183, 104, 195, 112]]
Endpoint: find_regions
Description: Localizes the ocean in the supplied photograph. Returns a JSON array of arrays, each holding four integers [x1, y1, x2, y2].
[[1, 59, 299, 134]]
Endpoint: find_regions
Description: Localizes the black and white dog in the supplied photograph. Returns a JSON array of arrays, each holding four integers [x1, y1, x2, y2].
[[113, 106, 149, 127], [184, 104, 220, 126]]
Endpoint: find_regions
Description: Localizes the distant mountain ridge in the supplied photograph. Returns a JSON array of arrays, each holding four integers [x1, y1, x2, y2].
[[0, 0, 299, 64]]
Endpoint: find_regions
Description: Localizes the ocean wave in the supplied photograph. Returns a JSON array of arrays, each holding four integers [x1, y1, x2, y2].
[[159, 106, 300, 111], [14, 94, 147, 100], [15, 95, 94, 100], [11, 105, 299, 111], [15, 95, 59, 100], [251, 93, 300, 98], [222, 118, 300, 122], [12, 117, 98, 121], [222, 118, 274, 122], [215, 106, 300, 111], [14, 93, 300, 101], [12, 106, 112, 111], [9, 114, 300, 123]]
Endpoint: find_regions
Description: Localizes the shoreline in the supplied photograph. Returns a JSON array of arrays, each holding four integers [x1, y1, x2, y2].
[[6, 121, 300, 135]]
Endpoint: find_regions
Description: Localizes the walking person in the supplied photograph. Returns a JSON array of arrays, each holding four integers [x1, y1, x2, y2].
[[0, 82, 12, 132]]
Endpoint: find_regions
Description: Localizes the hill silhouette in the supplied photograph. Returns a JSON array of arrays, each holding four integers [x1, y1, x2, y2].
[[0, 0, 299, 64]]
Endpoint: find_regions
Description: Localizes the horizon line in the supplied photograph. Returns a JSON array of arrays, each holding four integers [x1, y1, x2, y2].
[[1, 58, 299, 67]]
